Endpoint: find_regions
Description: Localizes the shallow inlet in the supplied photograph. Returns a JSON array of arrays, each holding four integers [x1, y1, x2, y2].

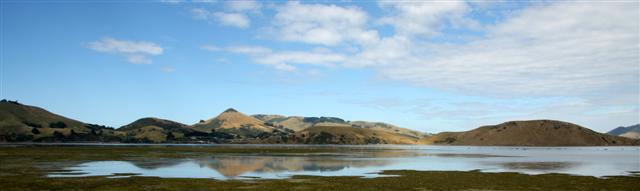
[[47, 145, 640, 180]]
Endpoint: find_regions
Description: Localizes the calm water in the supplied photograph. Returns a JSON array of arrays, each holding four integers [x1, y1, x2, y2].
[[46, 145, 640, 180]]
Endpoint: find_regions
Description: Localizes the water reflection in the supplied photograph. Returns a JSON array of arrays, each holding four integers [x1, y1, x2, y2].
[[50, 153, 395, 179], [499, 162, 578, 171], [197, 155, 391, 177], [47, 146, 640, 179]]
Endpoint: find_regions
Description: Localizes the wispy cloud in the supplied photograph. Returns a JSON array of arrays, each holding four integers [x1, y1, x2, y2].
[[85, 37, 163, 64], [369, 2, 639, 96], [378, 0, 475, 37], [160, 67, 176, 73], [251, 1, 639, 97], [271, 1, 377, 46], [191, 8, 251, 28], [190, 0, 261, 28], [213, 12, 250, 28], [203, 45, 345, 71], [226, 0, 261, 12], [160, 0, 216, 4], [206, 1, 638, 131]]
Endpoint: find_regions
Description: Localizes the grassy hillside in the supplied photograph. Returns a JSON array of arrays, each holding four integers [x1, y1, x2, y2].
[[0, 100, 118, 142], [118, 118, 194, 143], [253, 115, 426, 140], [607, 124, 640, 136], [192, 108, 280, 138], [350, 121, 425, 139], [3, 101, 637, 146], [421, 120, 639, 146], [619, 131, 640, 139], [291, 125, 420, 144], [253, 115, 349, 132]]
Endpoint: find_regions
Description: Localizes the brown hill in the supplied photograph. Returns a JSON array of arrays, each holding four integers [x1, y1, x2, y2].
[[350, 121, 426, 139], [118, 117, 193, 143], [271, 116, 315, 131], [291, 125, 420, 145], [252, 115, 349, 132], [252, 114, 426, 140], [252, 114, 286, 122], [421, 120, 638, 146], [0, 100, 118, 142], [193, 108, 277, 137], [619, 131, 640, 139]]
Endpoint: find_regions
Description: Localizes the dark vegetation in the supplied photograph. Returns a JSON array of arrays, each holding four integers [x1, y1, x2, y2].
[[303, 117, 347, 124], [0, 99, 21, 105], [48, 121, 67, 128]]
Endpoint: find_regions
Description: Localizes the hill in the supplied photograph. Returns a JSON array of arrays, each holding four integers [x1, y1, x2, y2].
[[252, 114, 426, 139], [607, 124, 640, 137], [253, 115, 349, 132], [118, 117, 194, 143], [192, 108, 283, 138], [350, 121, 425, 139], [288, 125, 421, 144], [421, 120, 638, 146], [0, 100, 118, 142], [2, 101, 637, 146], [619, 131, 640, 139]]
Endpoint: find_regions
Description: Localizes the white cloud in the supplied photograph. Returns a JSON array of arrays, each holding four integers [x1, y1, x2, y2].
[[191, 8, 210, 20], [272, 1, 379, 46], [191, 5, 255, 28], [378, 0, 473, 37], [342, 1, 638, 131], [160, 67, 176, 73], [126, 55, 152, 64], [257, 50, 345, 71], [203, 44, 345, 71], [160, 0, 216, 4], [225, 45, 271, 55], [86, 37, 162, 55], [226, 0, 261, 12], [159, 0, 185, 4], [212, 1, 638, 98], [193, 1, 638, 131], [201, 45, 221, 52], [86, 37, 163, 64], [213, 12, 250, 28], [370, 2, 639, 97], [191, 0, 217, 3]]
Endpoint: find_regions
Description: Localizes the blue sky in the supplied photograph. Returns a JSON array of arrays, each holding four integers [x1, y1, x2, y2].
[[1, 0, 638, 133]]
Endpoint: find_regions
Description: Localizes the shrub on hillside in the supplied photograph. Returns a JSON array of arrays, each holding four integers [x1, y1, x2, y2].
[[49, 121, 67, 128]]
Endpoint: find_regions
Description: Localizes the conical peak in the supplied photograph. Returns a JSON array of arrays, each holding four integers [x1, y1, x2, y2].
[[223, 108, 238, 113]]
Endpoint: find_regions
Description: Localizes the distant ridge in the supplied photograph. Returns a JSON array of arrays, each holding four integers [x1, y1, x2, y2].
[[607, 124, 640, 138], [1, 100, 637, 146], [421, 120, 638, 146]]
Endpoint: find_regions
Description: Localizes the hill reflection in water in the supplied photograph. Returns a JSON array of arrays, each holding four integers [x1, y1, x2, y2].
[[50, 151, 403, 179], [47, 146, 640, 179]]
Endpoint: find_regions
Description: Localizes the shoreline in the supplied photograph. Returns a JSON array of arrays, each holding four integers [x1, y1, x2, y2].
[[1, 142, 640, 148], [1, 144, 639, 190], [1, 170, 639, 191]]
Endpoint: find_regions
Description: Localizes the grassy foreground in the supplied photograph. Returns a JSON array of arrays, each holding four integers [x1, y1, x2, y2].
[[1, 145, 638, 191]]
